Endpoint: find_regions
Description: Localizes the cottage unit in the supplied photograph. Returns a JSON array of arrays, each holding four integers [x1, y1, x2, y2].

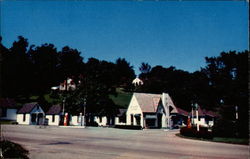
[[0, 98, 17, 121], [191, 106, 217, 127], [126, 93, 162, 128], [17, 103, 45, 125], [94, 116, 115, 127], [127, 93, 191, 129], [115, 109, 127, 125], [46, 105, 63, 126], [71, 113, 85, 126]]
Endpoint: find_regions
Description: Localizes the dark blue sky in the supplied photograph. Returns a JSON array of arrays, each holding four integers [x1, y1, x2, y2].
[[1, 1, 248, 75]]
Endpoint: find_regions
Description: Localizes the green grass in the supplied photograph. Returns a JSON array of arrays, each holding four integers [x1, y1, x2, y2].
[[0, 120, 16, 124], [176, 133, 249, 145], [110, 88, 133, 108], [213, 137, 249, 145]]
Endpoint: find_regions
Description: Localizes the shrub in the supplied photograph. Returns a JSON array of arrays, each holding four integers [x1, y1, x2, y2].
[[180, 126, 213, 139], [0, 140, 29, 159], [114, 125, 142, 130]]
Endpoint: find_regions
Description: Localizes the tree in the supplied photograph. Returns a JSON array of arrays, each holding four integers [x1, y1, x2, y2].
[[58, 46, 84, 80], [3, 36, 32, 98], [28, 43, 59, 93], [204, 50, 248, 138], [139, 62, 151, 74], [115, 58, 136, 90]]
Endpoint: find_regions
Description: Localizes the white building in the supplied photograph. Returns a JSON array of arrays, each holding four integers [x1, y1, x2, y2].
[[191, 106, 217, 127], [126, 93, 162, 128], [0, 98, 17, 121], [132, 77, 143, 86], [46, 105, 62, 126], [126, 93, 190, 129], [17, 103, 45, 125], [115, 109, 127, 125], [70, 114, 84, 126]]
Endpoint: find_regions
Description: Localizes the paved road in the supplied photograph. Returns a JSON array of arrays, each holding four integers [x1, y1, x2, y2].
[[2, 125, 249, 159]]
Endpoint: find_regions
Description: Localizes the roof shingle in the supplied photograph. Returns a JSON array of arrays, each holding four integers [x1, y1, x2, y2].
[[46, 105, 62, 115], [134, 93, 161, 113], [0, 98, 16, 109], [18, 103, 38, 114]]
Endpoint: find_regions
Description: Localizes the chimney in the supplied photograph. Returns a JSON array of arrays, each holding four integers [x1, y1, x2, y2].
[[162, 93, 170, 128]]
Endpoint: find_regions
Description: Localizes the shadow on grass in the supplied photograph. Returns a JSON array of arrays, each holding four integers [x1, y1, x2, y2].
[[176, 133, 249, 145]]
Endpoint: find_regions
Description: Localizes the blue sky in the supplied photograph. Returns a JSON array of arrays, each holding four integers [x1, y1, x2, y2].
[[1, 1, 248, 75]]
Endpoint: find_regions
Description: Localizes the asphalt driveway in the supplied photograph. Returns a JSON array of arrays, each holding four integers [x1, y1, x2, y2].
[[2, 125, 249, 159]]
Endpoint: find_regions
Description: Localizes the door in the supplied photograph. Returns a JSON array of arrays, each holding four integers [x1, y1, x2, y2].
[[37, 113, 44, 125]]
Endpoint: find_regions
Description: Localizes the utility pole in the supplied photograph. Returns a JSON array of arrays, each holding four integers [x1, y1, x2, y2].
[[83, 98, 86, 126]]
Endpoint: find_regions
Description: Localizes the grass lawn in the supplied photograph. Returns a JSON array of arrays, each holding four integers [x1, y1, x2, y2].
[[109, 88, 133, 108], [176, 133, 249, 145]]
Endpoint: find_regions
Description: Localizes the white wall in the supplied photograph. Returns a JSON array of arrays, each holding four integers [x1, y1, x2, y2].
[[115, 117, 126, 125], [46, 115, 60, 126], [94, 116, 108, 126], [17, 105, 45, 125], [71, 116, 79, 126], [17, 114, 30, 125], [126, 95, 143, 126], [1, 109, 17, 121], [70, 115, 84, 126], [194, 117, 207, 126]]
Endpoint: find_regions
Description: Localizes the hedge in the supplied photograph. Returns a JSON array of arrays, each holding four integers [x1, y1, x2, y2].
[[180, 126, 213, 139], [114, 125, 142, 130]]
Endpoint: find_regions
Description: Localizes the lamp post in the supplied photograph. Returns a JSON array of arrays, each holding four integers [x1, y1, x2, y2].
[[83, 98, 86, 126], [235, 105, 239, 137]]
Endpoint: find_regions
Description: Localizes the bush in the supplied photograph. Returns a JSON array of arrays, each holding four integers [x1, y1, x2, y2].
[[114, 125, 142, 130], [180, 126, 213, 139], [0, 140, 29, 159]]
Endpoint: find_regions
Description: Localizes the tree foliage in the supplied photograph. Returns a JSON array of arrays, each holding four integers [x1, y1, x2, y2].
[[0, 36, 248, 137]]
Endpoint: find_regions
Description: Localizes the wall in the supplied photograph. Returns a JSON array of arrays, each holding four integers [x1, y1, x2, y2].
[[94, 116, 108, 126], [126, 95, 143, 126], [115, 117, 126, 125], [193, 117, 207, 126], [46, 115, 60, 126], [17, 114, 30, 125], [71, 115, 84, 126], [1, 109, 17, 121]]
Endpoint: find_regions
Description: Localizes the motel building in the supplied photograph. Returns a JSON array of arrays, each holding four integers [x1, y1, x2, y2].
[[17, 103, 45, 125], [126, 93, 189, 129]]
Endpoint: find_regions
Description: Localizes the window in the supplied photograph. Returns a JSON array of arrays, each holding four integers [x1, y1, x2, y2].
[[31, 114, 36, 123], [131, 114, 134, 125], [52, 115, 55, 122], [23, 113, 26, 121]]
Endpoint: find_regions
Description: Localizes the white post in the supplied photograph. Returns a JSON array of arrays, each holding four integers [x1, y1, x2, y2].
[[80, 113, 83, 126], [235, 106, 238, 120], [195, 103, 199, 131]]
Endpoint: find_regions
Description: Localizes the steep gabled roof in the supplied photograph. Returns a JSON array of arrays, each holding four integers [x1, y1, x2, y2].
[[0, 98, 17, 109], [190, 106, 217, 117], [18, 102, 39, 114], [203, 109, 218, 117], [46, 105, 62, 115], [134, 93, 161, 113], [175, 107, 189, 116]]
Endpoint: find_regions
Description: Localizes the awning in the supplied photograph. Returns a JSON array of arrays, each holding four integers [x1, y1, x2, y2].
[[145, 115, 157, 119], [134, 114, 141, 117]]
